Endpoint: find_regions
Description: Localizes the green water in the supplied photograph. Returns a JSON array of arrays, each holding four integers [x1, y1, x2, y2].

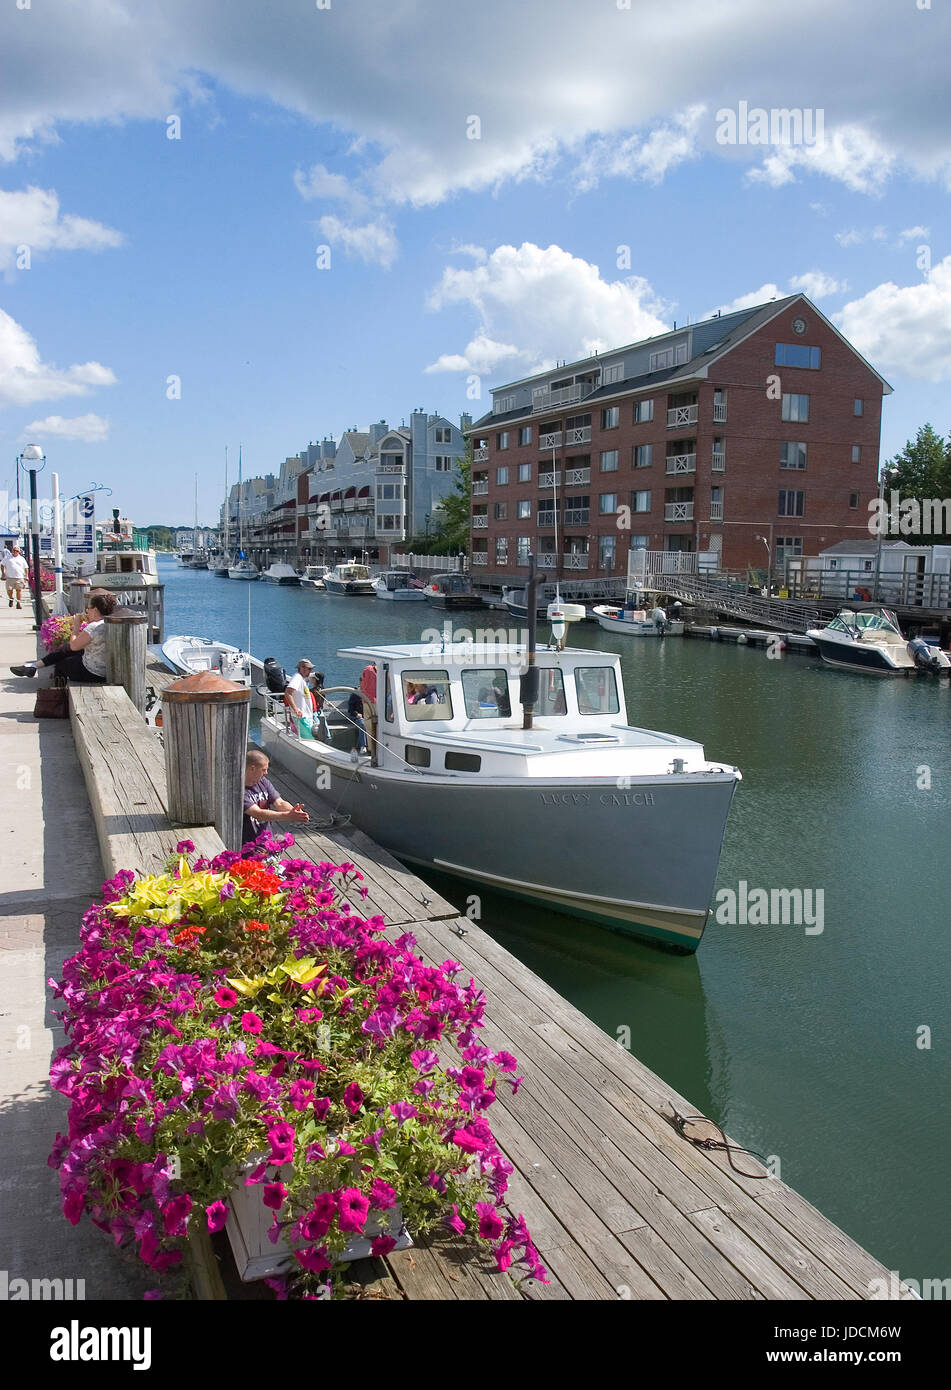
[[161, 557, 951, 1278]]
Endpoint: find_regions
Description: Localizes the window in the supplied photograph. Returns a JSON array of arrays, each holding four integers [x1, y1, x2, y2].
[[849, 492, 859, 509], [602, 362, 624, 385], [601, 407, 620, 429], [445, 751, 482, 773], [518, 426, 532, 447], [494, 394, 515, 413], [599, 535, 616, 569], [493, 501, 507, 520], [517, 463, 532, 482], [634, 444, 653, 468], [851, 445, 861, 463], [434, 426, 452, 443], [384, 668, 394, 722], [649, 344, 688, 371], [632, 490, 651, 513], [462, 669, 512, 719], [780, 442, 807, 470], [405, 744, 431, 767], [497, 431, 510, 450], [629, 534, 649, 550], [517, 499, 531, 519], [538, 667, 567, 717], [517, 536, 531, 565], [778, 489, 805, 517], [781, 394, 810, 422], [402, 669, 453, 722], [776, 536, 803, 565], [854, 399, 864, 417], [434, 456, 453, 471], [600, 450, 618, 472], [775, 343, 821, 369], [496, 466, 509, 485], [576, 667, 620, 715], [599, 493, 617, 515], [634, 398, 654, 423], [495, 536, 508, 564]]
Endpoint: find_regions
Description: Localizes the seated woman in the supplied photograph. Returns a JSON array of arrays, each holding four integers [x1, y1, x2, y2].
[[11, 589, 117, 684]]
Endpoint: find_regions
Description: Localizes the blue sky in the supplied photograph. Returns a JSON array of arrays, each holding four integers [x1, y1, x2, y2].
[[0, 0, 949, 526]]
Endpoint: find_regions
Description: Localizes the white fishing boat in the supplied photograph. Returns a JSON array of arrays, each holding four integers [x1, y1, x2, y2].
[[372, 570, 427, 601], [262, 561, 301, 585], [261, 640, 741, 952], [162, 635, 267, 708], [806, 607, 950, 676], [300, 565, 329, 591], [593, 594, 685, 637], [323, 563, 375, 595]]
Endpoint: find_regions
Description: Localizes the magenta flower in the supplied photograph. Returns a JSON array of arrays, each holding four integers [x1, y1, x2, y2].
[[369, 1178, 397, 1210], [343, 1082, 364, 1114], [214, 986, 238, 1008], [336, 1187, 370, 1234], [294, 1245, 330, 1274], [240, 1012, 263, 1035], [410, 1048, 439, 1073], [62, 1189, 85, 1226], [299, 1192, 336, 1241], [451, 1127, 488, 1155], [444, 1204, 466, 1235], [370, 1234, 397, 1257], [493, 1051, 518, 1072], [476, 1202, 504, 1241], [218, 881, 236, 901], [336, 1141, 356, 1156], [389, 1101, 418, 1127], [162, 1193, 192, 1237], [206, 1201, 228, 1233], [263, 1182, 287, 1210], [312, 1097, 332, 1122], [175, 840, 195, 854], [266, 1122, 295, 1165]]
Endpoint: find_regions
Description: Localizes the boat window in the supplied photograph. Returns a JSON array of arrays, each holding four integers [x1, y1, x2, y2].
[[575, 666, 620, 715], [384, 665, 394, 723], [445, 751, 482, 772], [537, 666, 568, 716], [461, 669, 512, 718], [405, 744, 431, 767], [402, 669, 453, 721]]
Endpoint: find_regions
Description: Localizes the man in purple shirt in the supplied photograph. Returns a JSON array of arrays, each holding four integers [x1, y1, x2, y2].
[[243, 747, 309, 846]]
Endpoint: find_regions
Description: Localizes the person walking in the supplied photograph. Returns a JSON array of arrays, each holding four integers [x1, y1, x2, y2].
[[10, 589, 117, 682], [2, 544, 28, 610]]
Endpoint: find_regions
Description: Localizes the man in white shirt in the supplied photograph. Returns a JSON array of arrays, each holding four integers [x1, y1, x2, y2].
[[283, 658, 315, 733], [2, 544, 28, 609]]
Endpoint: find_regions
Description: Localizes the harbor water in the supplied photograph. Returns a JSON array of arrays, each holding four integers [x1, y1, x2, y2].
[[159, 556, 951, 1280]]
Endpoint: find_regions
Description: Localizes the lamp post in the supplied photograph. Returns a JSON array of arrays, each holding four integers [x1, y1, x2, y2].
[[872, 466, 898, 604], [20, 444, 45, 630]]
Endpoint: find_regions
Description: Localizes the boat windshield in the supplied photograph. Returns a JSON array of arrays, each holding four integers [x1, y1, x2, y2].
[[461, 668, 512, 718], [538, 666, 567, 716], [829, 609, 902, 637], [576, 666, 620, 715], [402, 670, 453, 720]]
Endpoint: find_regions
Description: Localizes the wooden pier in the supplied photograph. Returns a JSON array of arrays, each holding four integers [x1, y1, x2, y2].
[[58, 679, 915, 1302]]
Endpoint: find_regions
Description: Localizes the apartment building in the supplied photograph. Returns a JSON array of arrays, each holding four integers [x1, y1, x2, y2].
[[466, 294, 891, 586]]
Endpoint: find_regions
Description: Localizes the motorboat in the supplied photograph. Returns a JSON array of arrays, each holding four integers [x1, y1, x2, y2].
[[806, 607, 951, 676], [261, 641, 741, 952], [162, 635, 268, 708], [372, 570, 427, 601], [500, 585, 550, 620], [300, 565, 329, 591], [424, 572, 485, 610], [593, 599, 685, 637], [262, 561, 301, 586], [228, 557, 259, 581], [323, 563, 375, 595]]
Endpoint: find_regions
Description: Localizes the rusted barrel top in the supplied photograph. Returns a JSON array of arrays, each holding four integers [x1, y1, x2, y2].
[[105, 610, 147, 624], [163, 670, 251, 703]]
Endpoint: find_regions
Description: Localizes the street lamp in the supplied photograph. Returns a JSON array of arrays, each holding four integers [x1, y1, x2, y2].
[[872, 466, 899, 603], [19, 444, 45, 629]]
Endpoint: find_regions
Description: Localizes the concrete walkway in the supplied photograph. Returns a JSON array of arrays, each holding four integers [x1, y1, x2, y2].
[[0, 605, 150, 1299]]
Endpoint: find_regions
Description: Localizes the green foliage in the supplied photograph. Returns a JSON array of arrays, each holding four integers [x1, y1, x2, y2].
[[884, 425, 951, 544]]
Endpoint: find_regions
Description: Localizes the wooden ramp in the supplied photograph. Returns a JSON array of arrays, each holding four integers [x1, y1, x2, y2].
[[69, 687, 915, 1301]]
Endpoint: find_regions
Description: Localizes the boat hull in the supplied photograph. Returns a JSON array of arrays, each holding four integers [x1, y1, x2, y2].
[[807, 635, 911, 675], [324, 579, 375, 595], [228, 569, 259, 581], [374, 587, 427, 601], [427, 593, 485, 610], [594, 609, 685, 637], [261, 724, 736, 951], [262, 576, 301, 585]]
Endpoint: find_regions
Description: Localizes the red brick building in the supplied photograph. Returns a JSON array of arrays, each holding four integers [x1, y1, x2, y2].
[[466, 294, 891, 587]]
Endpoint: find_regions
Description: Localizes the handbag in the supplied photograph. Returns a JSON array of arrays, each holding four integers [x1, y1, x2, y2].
[[34, 687, 70, 719]]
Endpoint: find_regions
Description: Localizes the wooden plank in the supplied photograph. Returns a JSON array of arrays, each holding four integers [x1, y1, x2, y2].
[[686, 1207, 813, 1300], [726, 1198, 859, 1300], [386, 1239, 462, 1300]]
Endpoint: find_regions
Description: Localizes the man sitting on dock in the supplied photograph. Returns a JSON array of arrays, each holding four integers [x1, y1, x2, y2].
[[243, 747, 310, 846]]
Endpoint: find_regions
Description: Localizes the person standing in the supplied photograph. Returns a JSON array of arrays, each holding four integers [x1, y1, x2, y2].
[[2, 544, 28, 610], [11, 589, 117, 682], [283, 658, 316, 735], [360, 661, 377, 758]]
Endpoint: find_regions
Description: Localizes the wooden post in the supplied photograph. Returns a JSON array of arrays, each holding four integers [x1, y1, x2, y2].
[[68, 578, 90, 615], [162, 671, 250, 850], [105, 610, 148, 715]]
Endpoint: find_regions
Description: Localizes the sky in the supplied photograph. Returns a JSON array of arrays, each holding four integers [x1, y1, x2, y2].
[[0, 0, 949, 527]]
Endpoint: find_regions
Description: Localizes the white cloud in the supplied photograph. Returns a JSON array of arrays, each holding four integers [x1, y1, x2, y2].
[[21, 412, 110, 443], [897, 225, 929, 244], [836, 257, 951, 382], [746, 124, 895, 194], [317, 214, 398, 269], [834, 225, 888, 248], [708, 271, 845, 317], [424, 242, 671, 378], [788, 271, 847, 298], [707, 284, 785, 316], [293, 163, 368, 215], [0, 184, 122, 273], [0, 310, 117, 407], [574, 107, 705, 191]]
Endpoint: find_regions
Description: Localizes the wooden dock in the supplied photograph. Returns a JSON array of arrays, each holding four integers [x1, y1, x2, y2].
[[66, 683, 915, 1301]]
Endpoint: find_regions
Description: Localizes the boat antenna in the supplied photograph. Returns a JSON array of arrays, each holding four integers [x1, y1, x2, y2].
[[521, 551, 540, 731]]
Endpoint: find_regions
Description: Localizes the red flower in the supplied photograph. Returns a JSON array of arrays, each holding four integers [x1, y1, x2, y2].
[[243, 919, 270, 933]]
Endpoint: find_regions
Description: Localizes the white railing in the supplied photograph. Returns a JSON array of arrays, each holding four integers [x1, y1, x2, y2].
[[537, 511, 557, 527], [539, 432, 563, 450], [474, 446, 489, 462], [539, 471, 561, 489], [664, 502, 694, 521], [565, 466, 590, 485], [563, 553, 590, 570], [472, 480, 488, 495], [532, 383, 592, 414], [713, 402, 727, 422], [665, 452, 696, 475], [710, 501, 724, 521], [667, 405, 698, 428], [379, 463, 404, 474], [537, 553, 557, 569], [343, 500, 356, 511], [628, 549, 719, 582], [565, 426, 591, 445], [563, 508, 589, 525], [471, 515, 488, 529], [391, 552, 467, 572], [471, 551, 489, 565], [711, 450, 725, 472]]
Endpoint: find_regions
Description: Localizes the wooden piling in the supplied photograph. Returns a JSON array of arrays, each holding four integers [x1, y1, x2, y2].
[[67, 578, 90, 616], [162, 671, 250, 850], [105, 610, 148, 714]]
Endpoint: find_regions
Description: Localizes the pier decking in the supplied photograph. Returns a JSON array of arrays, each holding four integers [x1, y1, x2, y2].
[[50, 674, 914, 1301]]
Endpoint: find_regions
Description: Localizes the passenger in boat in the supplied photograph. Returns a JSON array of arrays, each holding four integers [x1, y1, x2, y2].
[[243, 747, 310, 846], [309, 671, 331, 739], [360, 662, 377, 753], [11, 589, 117, 683], [284, 658, 316, 735], [346, 690, 368, 758]]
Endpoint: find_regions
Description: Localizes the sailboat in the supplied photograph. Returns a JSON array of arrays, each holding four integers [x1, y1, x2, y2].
[[213, 447, 231, 576], [228, 446, 259, 581]]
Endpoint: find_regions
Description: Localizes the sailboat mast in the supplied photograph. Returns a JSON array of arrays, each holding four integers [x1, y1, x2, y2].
[[223, 446, 229, 555]]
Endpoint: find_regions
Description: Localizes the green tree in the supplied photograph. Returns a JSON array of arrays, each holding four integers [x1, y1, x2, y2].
[[884, 425, 951, 543]]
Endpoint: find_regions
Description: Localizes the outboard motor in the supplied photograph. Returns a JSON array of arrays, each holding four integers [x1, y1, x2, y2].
[[650, 605, 670, 636], [908, 637, 951, 674], [263, 656, 289, 693]]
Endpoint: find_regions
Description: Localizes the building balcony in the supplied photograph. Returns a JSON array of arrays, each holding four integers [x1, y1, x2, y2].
[[665, 452, 696, 475], [537, 511, 557, 528], [710, 501, 723, 521], [471, 551, 489, 565], [711, 450, 726, 472], [563, 553, 590, 570], [472, 480, 488, 495], [667, 404, 698, 428], [664, 502, 695, 522], [713, 401, 727, 423], [472, 515, 488, 529], [564, 508, 590, 525], [474, 446, 489, 463], [539, 471, 561, 489], [531, 383, 593, 414], [565, 466, 590, 485], [565, 425, 591, 446], [343, 500, 356, 511], [537, 553, 557, 569], [539, 432, 563, 451]]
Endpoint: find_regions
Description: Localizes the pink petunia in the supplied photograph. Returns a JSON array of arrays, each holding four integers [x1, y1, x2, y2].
[[294, 1245, 330, 1274], [240, 1012, 263, 1035], [370, 1234, 397, 1258], [214, 986, 239, 1008], [206, 1201, 228, 1233], [369, 1178, 397, 1211], [343, 1082, 364, 1114], [476, 1202, 505, 1241], [162, 1193, 192, 1237], [262, 1182, 287, 1210], [336, 1187, 370, 1234]]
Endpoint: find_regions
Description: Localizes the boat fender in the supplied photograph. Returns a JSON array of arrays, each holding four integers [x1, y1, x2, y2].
[[710, 627, 719, 641], [736, 632, 748, 645]]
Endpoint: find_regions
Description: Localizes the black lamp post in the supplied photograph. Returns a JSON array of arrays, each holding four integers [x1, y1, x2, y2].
[[20, 444, 45, 630]]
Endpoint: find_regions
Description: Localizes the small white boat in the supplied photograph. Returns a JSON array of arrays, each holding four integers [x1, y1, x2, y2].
[[372, 570, 427, 601], [324, 563, 375, 595], [300, 565, 329, 591], [162, 635, 267, 707], [593, 588, 684, 637], [262, 562, 301, 586], [228, 557, 259, 581], [806, 607, 951, 676]]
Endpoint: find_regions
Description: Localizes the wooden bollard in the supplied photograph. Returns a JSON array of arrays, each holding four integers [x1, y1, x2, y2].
[[162, 671, 250, 850], [105, 610, 148, 715], [68, 578, 90, 615]]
